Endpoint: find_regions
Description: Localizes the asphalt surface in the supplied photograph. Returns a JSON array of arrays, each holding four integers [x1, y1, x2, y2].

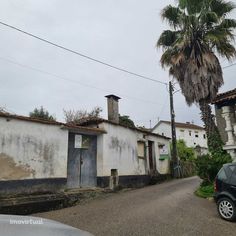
[[35, 176, 236, 236]]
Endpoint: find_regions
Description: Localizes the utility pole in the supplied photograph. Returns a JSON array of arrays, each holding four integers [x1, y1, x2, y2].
[[169, 81, 179, 178]]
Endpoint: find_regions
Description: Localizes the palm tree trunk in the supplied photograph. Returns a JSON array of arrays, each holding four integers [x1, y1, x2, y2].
[[199, 99, 224, 154]]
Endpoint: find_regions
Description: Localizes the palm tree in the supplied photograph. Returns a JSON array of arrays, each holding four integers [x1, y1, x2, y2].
[[157, 0, 236, 153]]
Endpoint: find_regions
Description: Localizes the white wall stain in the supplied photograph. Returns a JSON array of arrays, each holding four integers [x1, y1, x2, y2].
[[0, 118, 68, 180]]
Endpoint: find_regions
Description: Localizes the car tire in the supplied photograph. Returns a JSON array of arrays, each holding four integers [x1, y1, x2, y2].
[[217, 197, 236, 222]]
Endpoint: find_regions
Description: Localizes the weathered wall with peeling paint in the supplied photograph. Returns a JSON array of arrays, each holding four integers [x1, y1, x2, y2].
[[0, 117, 68, 181], [96, 122, 170, 177]]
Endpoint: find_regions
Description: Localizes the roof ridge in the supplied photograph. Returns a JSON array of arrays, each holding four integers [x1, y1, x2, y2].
[[154, 120, 204, 130]]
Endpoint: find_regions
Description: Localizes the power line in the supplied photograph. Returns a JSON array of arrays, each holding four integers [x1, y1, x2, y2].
[[0, 21, 234, 86], [0, 21, 234, 82], [223, 62, 236, 69], [0, 21, 167, 86], [0, 56, 164, 106]]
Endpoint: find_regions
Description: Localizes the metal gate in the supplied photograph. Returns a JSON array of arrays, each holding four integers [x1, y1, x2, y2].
[[67, 132, 97, 188]]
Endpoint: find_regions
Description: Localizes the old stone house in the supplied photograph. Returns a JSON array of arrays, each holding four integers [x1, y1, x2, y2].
[[76, 95, 171, 188], [0, 95, 170, 196]]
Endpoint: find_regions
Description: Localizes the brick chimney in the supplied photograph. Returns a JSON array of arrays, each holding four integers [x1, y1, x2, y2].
[[105, 94, 121, 124]]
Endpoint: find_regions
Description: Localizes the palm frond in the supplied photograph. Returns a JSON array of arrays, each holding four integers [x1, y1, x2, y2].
[[215, 41, 236, 60], [200, 11, 219, 26], [160, 48, 173, 67], [220, 18, 236, 29], [179, 0, 205, 14], [210, 0, 236, 17], [157, 30, 180, 48], [205, 19, 236, 44], [161, 5, 182, 29]]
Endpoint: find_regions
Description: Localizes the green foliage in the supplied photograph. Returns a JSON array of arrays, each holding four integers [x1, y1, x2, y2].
[[176, 139, 195, 161], [195, 128, 231, 185], [207, 130, 225, 156], [195, 183, 214, 198], [195, 152, 231, 185], [119, 115, 135, 128], [29, 106, 56, 121]]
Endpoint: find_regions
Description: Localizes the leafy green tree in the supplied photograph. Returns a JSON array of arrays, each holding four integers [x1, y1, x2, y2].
[[157, 0, 236, 154], [29, 106, 56, 121], [176, 139, 195, 161], [119, 115, 135, 128]]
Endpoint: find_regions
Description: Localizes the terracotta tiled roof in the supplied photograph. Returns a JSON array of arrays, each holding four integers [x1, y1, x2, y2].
[[77, 117, 171, 139], [153, 120, 205, 131], [212, 88, 236, 104], [0, 112, 106, 134]]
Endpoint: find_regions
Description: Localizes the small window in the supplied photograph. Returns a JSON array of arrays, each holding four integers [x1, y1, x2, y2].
[[111, 169, 118, 177], [217, 168, 227, 181], [195, 134, 199, 138], [203, 134, 206, 139], [189, 131, 192, 136], [180, 130, 184, 137], [162, 133, 164, 136], [74, 135, 90, 149], [137, 141, 145, 158]]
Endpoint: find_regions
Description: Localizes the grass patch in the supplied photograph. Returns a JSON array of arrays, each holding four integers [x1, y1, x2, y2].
[[195, 184, 214, 198]]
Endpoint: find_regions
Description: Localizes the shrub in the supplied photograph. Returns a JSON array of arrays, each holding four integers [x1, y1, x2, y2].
[[119, 115, 135, 128], [195, 152, 231, 185], [63, 107, 102, 123], [29, 106, 56, 121], [176, 139, 195, 161], [195, 183, 214, 198]]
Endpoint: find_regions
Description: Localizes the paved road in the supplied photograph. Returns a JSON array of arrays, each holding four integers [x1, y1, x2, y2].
[[35, 177, 236, 235]]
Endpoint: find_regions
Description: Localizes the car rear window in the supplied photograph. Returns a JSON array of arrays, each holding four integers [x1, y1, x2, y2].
[[225, 165, 234, 177], [217, 168, 227, 181], [229, 166, 236, 184], [229, 165, 236, 173]]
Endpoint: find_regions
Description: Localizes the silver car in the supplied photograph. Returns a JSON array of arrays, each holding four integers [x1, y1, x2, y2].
[[0, 215, 93, 236]]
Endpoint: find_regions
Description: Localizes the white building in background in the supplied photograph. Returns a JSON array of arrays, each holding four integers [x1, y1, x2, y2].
[[152, 120, 208, 150]]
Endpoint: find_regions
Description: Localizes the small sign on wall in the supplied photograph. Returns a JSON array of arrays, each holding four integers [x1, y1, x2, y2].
[[74, 135, 82, 148], [160, 144, 169, 155], [159, 144, 169, 160]]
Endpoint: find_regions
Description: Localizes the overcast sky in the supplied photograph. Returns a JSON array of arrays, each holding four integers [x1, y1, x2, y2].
[[0, 0, 235, 128]]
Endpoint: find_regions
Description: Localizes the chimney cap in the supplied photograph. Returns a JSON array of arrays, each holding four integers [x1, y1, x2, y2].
[[105, 94, 121, 101]]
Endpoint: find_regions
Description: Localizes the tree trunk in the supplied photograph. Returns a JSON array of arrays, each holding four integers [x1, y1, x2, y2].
[[199, 99, 224, 154]]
